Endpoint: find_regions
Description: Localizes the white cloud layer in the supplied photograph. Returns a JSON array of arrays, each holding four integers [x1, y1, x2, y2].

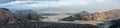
[[0, 0, 120, 13]]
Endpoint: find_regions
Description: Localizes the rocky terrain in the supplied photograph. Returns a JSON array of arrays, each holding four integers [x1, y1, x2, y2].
[[0, 8, 17, 25], [0, 8, 22, 28], [5, 22, 98, 28], [0, 8, 99, 28], [0, 8, 120, 28], [62, 9, 120, 21], [108, 19, 120, 28], [0, 8, 43, 28], [14, 10, 43, 22], [61, 9, 120, 28]]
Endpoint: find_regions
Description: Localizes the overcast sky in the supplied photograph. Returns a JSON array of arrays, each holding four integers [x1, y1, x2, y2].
[[0, 0, 120, 13]]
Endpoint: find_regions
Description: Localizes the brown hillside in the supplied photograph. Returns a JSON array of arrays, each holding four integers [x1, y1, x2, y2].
[[62, 9, 120, 21], [0, 8, 17, 25]]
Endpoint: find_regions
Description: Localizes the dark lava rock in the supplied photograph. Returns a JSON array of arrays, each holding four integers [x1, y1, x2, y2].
[[109, 19, 120, 28], [16, 22, 98, 28]]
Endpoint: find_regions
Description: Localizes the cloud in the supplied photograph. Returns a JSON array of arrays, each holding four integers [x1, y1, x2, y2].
[[0, 0, 120, 13], [16, 0, 58, 1], [0, 1, 58, 10], [47, 0, 120, 13], [0, 0, 15, 4]]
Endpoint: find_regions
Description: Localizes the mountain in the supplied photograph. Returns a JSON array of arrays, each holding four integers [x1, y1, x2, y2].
[[103, 9, 120, 19], [0, 8, 17, 25], [78, 11, 90, 14], [14, 10, 43, 22], [61, 11, 90, 21], [62, 9, 120, 21], [0, 8, 98, 28]]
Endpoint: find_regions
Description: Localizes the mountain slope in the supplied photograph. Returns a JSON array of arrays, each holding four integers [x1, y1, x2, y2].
[[62, 9, 120, 21]]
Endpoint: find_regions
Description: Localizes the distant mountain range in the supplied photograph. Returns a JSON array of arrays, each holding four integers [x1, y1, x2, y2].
[[62, 9, 120, 21]]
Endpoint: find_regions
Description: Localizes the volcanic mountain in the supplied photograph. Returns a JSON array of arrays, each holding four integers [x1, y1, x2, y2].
[[62, 9, 120, 21]]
